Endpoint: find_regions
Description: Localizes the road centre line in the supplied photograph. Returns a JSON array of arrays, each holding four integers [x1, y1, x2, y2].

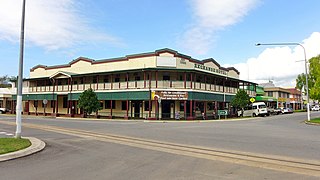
[[0, 121, 319, 177]]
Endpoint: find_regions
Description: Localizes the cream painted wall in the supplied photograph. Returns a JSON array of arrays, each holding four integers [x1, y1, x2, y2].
[[158, 52, 174, 57], [30, 57, 157, 79], [228, 70, 240, 79], [204, 61, 219, 69]]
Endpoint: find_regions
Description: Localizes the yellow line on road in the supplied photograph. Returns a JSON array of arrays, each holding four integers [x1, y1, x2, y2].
[[1, 121, 319, 177]]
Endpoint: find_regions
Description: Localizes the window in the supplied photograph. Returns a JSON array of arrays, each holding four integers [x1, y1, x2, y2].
[[208, 102, 215, 110], [122, 101, 127, 110], [100, 101, 103, 108], [187, 74, 191, 81], [105, 100, 115, 109], [144, 101, 152, 111], [135, 76, 141, 81], [115, 74, 120, 82], [163, 75, 170, 81], [50, 100, 55, 108], [103, 76, 109, 83], [73, 80, 78, 85], [63, 97, 68, 108], [34, 100, 38, 108], [93, 76, 97, 83], [179, 102, 184, 111], [267, 92, 273, 97]]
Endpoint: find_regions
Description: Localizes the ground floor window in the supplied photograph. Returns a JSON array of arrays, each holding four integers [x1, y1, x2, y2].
[[144, 101, 152, 111], [105, 100, 115, 109], [63, 97, 68, 108], [121, 101, 127, 110], [34, 100, 38, 108]]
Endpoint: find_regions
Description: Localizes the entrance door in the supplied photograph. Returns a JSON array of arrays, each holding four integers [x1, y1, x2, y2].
[[24, 101, 29, 113], [134, 101, 142, 118], [162, 100, 173, 119]]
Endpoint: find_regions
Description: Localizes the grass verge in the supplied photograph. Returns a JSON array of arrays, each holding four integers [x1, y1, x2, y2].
[[309, 118, 320, 124], [0, 138, 31, 155]]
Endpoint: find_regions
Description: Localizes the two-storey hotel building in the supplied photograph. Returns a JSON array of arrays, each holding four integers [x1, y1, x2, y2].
[[16, 49, 256, 120]]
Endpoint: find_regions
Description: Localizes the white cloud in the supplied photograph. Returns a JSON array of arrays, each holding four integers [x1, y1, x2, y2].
[[228, 32, 320, 87], [179, 0, 259, 55], [0, 0, 121, 50]]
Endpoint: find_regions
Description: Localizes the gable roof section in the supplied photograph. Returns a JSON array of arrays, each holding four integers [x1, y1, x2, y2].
[[49, 71, 78, 79]]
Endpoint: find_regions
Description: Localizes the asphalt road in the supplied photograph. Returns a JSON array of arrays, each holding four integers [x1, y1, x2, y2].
[[0, 112, 319, 179]]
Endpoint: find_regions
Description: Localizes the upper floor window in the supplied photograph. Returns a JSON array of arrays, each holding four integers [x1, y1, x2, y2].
[[135, 76, 141, 81], [93, 76, 97, 83], [103, 76, 109, 83], [163, 75, 170, 81], [114, 74, 120, 82]]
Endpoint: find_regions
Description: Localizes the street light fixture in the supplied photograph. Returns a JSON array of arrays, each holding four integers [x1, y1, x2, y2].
[[255, 42, 310, 121]]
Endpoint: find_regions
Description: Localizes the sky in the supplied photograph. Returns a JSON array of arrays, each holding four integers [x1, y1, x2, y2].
[[1, 0, 320, 88]]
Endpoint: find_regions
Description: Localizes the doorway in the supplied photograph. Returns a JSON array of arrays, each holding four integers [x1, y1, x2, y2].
[[162, 100, 174, 119]]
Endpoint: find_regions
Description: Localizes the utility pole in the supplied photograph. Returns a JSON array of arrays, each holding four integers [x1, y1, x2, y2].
[[16, 0, 26, 138]]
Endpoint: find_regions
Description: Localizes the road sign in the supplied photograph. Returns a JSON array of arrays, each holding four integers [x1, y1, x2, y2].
[[217, 110, 228, 116], [250, 97, 255, 103]]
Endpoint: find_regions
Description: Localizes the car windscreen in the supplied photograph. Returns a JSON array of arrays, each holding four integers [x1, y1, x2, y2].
[[258, 105, 266, 108]]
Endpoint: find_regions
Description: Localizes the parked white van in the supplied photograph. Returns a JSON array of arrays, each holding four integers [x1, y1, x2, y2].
[[238, 102, 268, 117]]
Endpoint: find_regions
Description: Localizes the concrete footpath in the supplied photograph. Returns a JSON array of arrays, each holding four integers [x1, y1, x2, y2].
[[0, 137, 46, 162]]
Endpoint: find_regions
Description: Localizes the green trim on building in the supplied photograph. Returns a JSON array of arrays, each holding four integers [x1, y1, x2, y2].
[[14, 91, 236, 102], [68, 91, 150, 101], [256, 86, 265, 95], [12, 93, 57, 101], [255, 96, 277, 102], [188, 92, 234, 102]]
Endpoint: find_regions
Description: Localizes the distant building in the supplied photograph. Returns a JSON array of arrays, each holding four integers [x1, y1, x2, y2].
[[0, 88, 13, 111], [258, 81, 302, 110], [255, 86, 277, 108], [286, 88, 302, 110]]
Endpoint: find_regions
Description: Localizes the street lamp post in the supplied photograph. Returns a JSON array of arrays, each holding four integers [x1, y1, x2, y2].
[[255, 42, 310, 121], [16, 0, 26, 138]]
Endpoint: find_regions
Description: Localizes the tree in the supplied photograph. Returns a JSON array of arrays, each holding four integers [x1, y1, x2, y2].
[[0, 75, 12, 88], [296, 55, 320, 101], [0, 75, 9, 84], [77, 88, 102, 116], [309, 55, 320, 100], [231, 89, 250, 110], [296, 73, 306, 92]]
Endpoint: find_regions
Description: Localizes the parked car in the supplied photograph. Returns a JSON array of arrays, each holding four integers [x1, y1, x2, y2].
[[0, 107, 9, 114], [238, 102, 268, 117], [311, 105, 319, 111], [273, 108, 282, 115], [281, 107, 293, 114]]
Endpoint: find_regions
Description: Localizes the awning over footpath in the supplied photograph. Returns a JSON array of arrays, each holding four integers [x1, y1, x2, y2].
[[255, 96, 277, 102], [12, 94, 57, 101]]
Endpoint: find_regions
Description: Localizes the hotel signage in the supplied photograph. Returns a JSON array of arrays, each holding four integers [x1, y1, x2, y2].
[[152, 91, 188, 100], [194, 64, 227, 75]]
